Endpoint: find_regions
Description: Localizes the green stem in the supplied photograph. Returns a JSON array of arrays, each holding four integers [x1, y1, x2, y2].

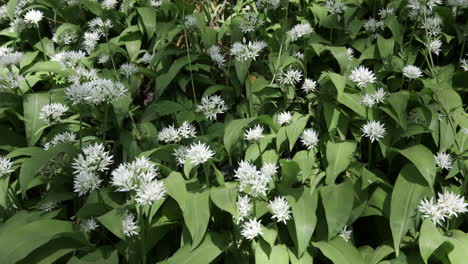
[[184, 28, 198, 105], [203, 164, 210, 186], [79, 115, 83, 148], [270, 7, 289, 85], [368, 139, 372, 169], [102, 104, 109, 142], [105, 34, 119, 81]]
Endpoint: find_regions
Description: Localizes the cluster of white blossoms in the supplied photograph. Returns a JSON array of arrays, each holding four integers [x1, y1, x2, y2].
[[0, 156, 13, 177], [44, 131, 77, 150], [347, 48, 355, 60], [234, 161, 277, 197], [111, 157, 166, 205], [196, 95, 228, 120], [51, 50, 86, 69], [140, 52, 153, 64], [122, 211, 139, 237], [361, 120, 386, 142], [184, 15, 197, 28], [402, 65, 423, 79], [240, 13, 264, 33], [119, 63, 138, 78], [0, 47, 24, 68], [418, 190, 468, 225], [0, 72, 25, 90], [52, 30, 77, 45], [339, 225, 352, 241], [67, 67, 99, 84], [65, 78, 127, 106], [81, 217, 99, 232], [277, 68, 303, 86], [88, 17, 113, 35], [158, 121, 197, 143], [408, 0, 442, 21], [241, 218, 263, 240], [300, 128, 319, 149], [186, 142, 214, 166], [422, 16, 442, 37], [434, 152, 453, 170], [268, 196, 291, 224], [39, 103, 69, 124], [24, 9, 43, 25], [83, 31, 101, 54], [460, 55, 468, 71], [349, 66, 376, 88], [361, 88, 387, 108], [256, 0, 280, 10], [38, 201, 58, 212], [244, 125, 264, 141], [102, 0, 119, 9], [288, 23, 313, 42], [208, 45, 226, 67], [378, 7, 395, 18], [301, 78, 317, 93], [277, 111, 292, 126], [72, 143, 113, 196], [236, 195, 253, 223], [150, 0, 162, 7], [427, 39, 442, 55], [325, 0, 347, 18], [230, 40, 267, 62], [171, 142, 214, 166], [293, 51, 304, 60]]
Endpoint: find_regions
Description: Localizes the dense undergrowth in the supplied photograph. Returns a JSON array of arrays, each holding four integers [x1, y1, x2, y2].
[[0, 0, 467, 263]]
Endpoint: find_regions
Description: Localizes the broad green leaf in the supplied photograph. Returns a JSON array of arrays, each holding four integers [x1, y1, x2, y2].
[[0, 220, 73, 264], [386, 91, 409, 130], [337, 92, 367, 118], [377, 35, 394, 59], [419, 219, 446, 264], [270, 244, 289, 264], [447, 230, 468, 264], [98, 209, 126, 240], [164, 172, 188, 210], [223, 117, 255, 154], [166, 232, 228, 264], [23, 93, 49, 146], [137, 7, 156, 37], [396, 145, 436, 187], [209, 183, 238, 217], [313, 237, 366, 264], [325, 141, 356, 184], [255, 240, 270, 263], [184, 191, 210, 249], [288, 248, 313, 264], [325, 72, 346, 99], [112, 95, 132, 128], [321, 181, 354, 240], [390, 164, 430, 256], [155, 55, 197, 98], [286, 115, 309, 151], [280, 159, 300, 186], [283, 187, 318, 257], [367, 245, 394, 264]]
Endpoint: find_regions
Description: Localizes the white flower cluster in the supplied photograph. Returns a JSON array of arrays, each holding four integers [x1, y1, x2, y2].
[[38, 201, 58, 212], [300, 128, 319, 149], [408, 0, 442, 21], [349, 66, 376, 88], [347, 48, 354, 60], [141, 52, 153, 64], [51, 50, 86, 69], [434, 152, 453, 170], [422, 16, 442, 37], [277, 68, 302, 86], [184, 15, 197, 28], [52, 30, 77, 45], [88, 18, 113, 35], [378, 7, 395, 18], [196, 95, 228, 120], [122, 211, 139, 237], [418, 190, 468, 225], [0, 156, 14, 177], [81, 217, 99, 232], [83, 31, 101, 54], [268, 196, 291, 224], [120, 63, 138, 78], [72, 143, 113, 196], [241, 218, 263, 240], [67, 67, 99, 84], [288, 23, 313, 42], [427, 39, 442, 55], [150, 0, 162, 7], [39, 103, 69, 124], [24, 9, 43, 25], [102, 0, 119, 9], [256, 0, 280, 10], [65, 78, 127, 105], [208, 45, 226, 67], [0, 72, 25, 90], [236, 195, 253, 223], [111, 157, 166, 205], [186, 142, 214, 166], [44, 131, 77, 150], [158, 121, 197, 143], [240, 13, 264, 33], [361, 88, 387, 108], [244, 125, 264, 141], [461, 56, 468, 71], [234, 161, 277, 197], [364, 17, 385, 39], [277, 111, 292, 126], [402, 65, 423, 79], [325, 0, 347, 18], [361, 120, 386, 142], [301, 78, 317, 93], [0, 47, 24, 68], [339, 225, 352, 241], [230, 40, 267, 62]]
